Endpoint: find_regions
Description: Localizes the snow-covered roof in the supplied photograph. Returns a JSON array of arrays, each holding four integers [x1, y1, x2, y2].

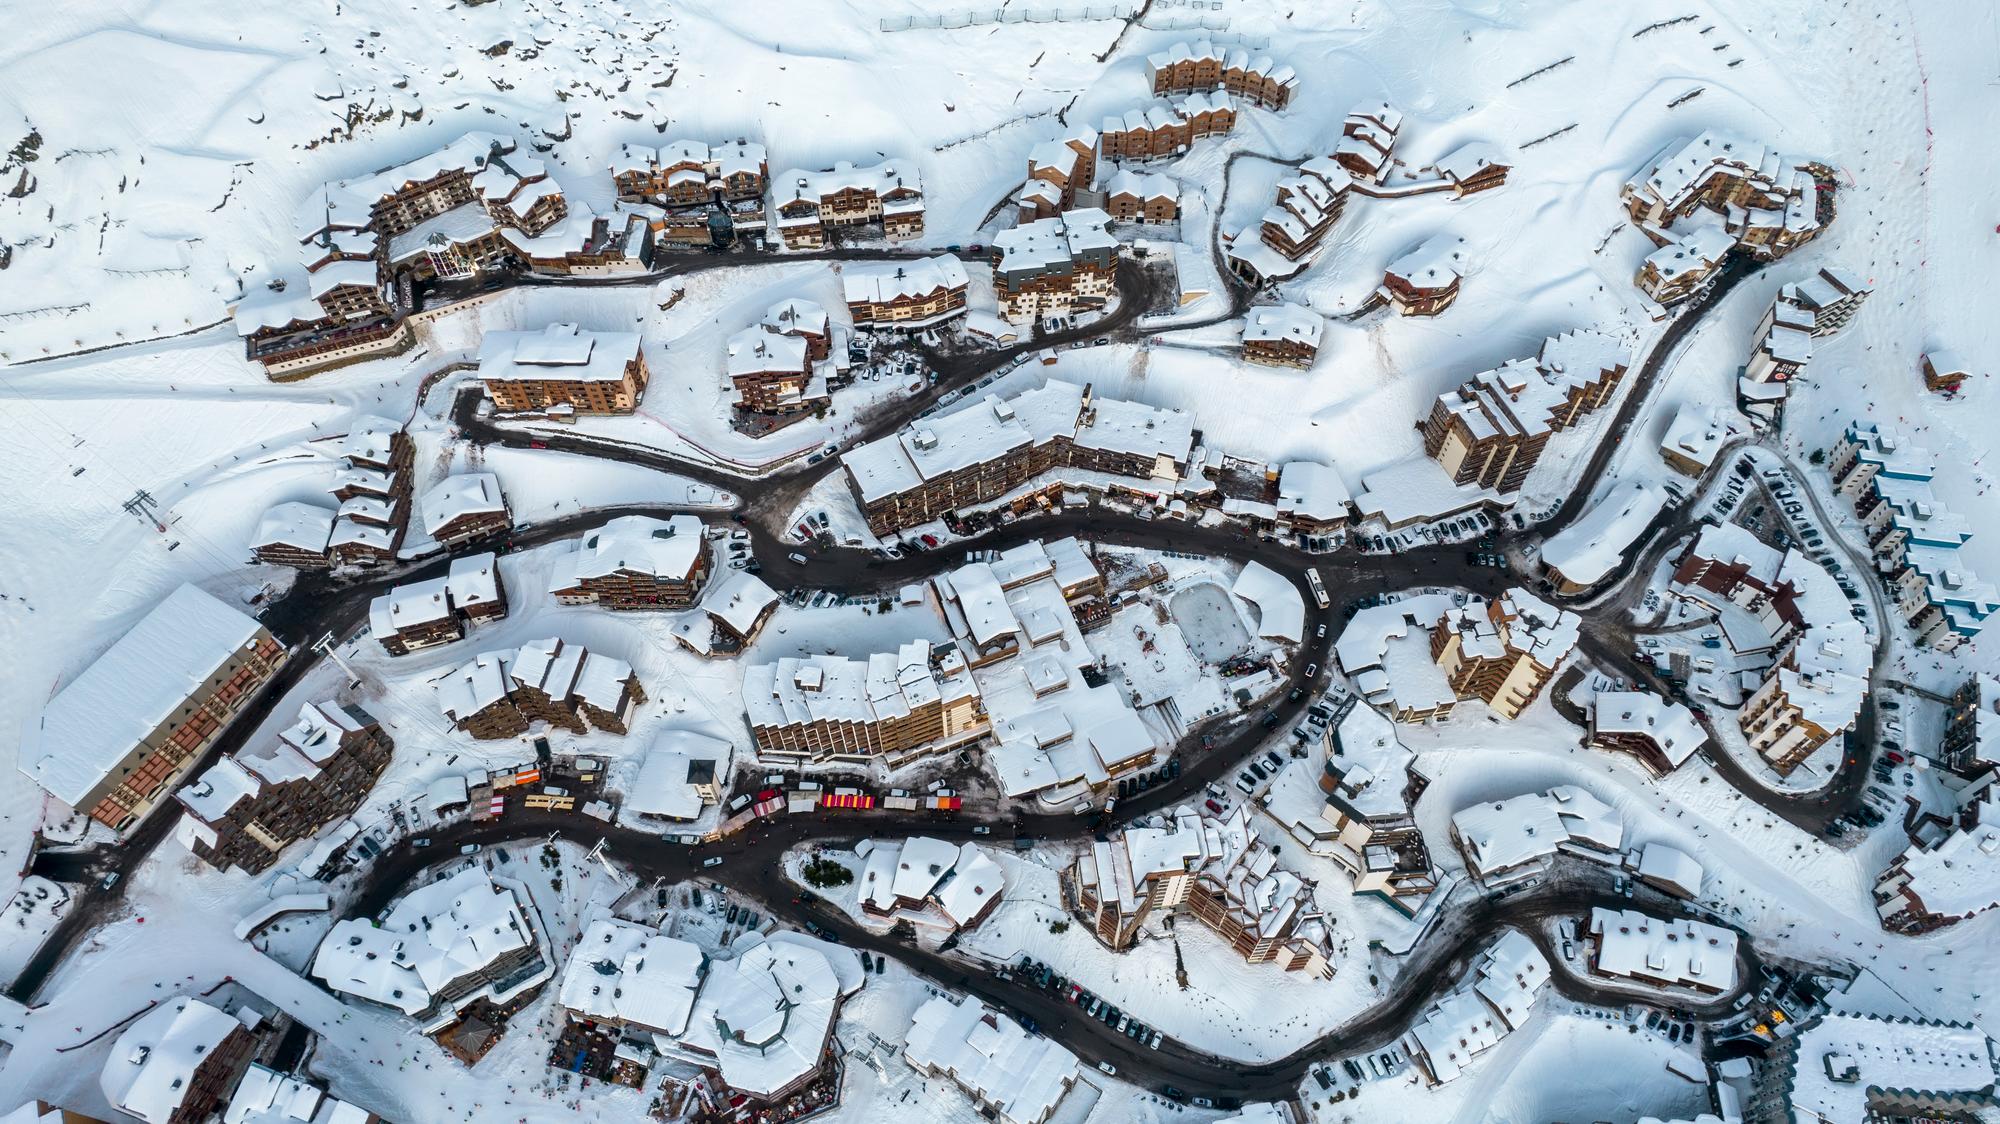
[[1541, 480, 1667, 585], [727, 324, 808, 377], [992, 209, 1117, 277], [557, 917, 705, 1035], [1104, 168, 1178, 203], [745, 640, 977, 736], [421, 472, 507, 536], [1660, 404, 1741, 470], [23, 585, 268, 807], [558, 514, 704, 583], [1891, 825, 2000, 921], [295, 132, 513, 241], [313, 866, 537, 1017], [1242, 303, 1323, 350], [1784, 1011, 1997, 1123], [368, 552, 501, 636], [774, 160, 921, 206], [1452, 786, 1622, 874], [1385, 233, 1467, 289], [1428, 140, 1510, 182], [626, 729, 728, 821], [1276, 461, 1351, 523], [905, 994, 1078, 1123], [763, 297, 828, 338], [673, 934, 860, 1098], [703, 570, 778, 637], [1231, 561, 1304, 644], [1326, 702, 1416, 819], [1636, 843, 1705, 898], [222, 1062, 366, 1124], [842, 255, 969, 306], [478, 323, 643, 384], [251, 501, 335, 553], [1405, 930, 1549, 1084], [1593, 690, 1706, 769], [1588, 906, 1738, 992], [100, 997, 241, 1123]]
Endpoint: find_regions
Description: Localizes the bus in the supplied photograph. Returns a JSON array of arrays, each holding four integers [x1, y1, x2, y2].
[[1305, 567, 1330, 610]]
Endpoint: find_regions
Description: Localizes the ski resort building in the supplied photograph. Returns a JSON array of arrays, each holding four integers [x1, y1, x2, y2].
[[743, 641, 986, 766], [477, 323, 650, 415]]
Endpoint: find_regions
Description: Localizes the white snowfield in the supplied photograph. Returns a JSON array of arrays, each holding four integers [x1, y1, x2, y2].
[[2, 0, 2000, 1121]]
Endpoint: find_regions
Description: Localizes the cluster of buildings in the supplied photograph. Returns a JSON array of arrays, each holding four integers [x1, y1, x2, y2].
[[1017, 127, 1180, 225], [842, 379, 1195, 535], [434, 637, 646, 740], [1623, 130, 1836, 307], [1098, 90, 1239, 163], [1067, 804, 1336, 976], [20, 584, 287, 833], [547, 513, 712, 611], [250, 416, 418, 568], [548, 916, 862, 1105], [727, 297, 837, 415], [234, 133, 651, 377], [1667, 524, 1869, 774], [744, 640, 987, 767], [855, 835, 1007, 932], [1306, 703, 1440, 916], [477, 322, 650, 416], [1335, 588, 1580, 724], [608, 137, 769, 247], [843, 255, 970, 330], [92, 993, 377, 1124], [1829, 422, 1996, 651], [905, 994, 1081, 1124], [1400, 931, 1550, 1085], [990, 209, 1119, 325], [1872, 674, 2000, 933], [771, 160, 925, 249], [1416, 329, 1631, 496], [314, 865, 552, 1037], [368, 552, 508, 655], [175, 699, 392, 876], [1585, 906, 1740, 996]]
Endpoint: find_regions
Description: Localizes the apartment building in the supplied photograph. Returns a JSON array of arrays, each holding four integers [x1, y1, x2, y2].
[[546, 514, 710, 610], [249, 501, 337, 569], [1241, 303, 1323, 368], [1381, 234, 1467, 316], [314, 866, 551, 1033], [610, 137, 769, 203], [1102, 169, 1178, 223], [1316, 703, 1438, 916], [1144, 40, 1298, 109], [1874, 824, 2000, 934], [856, 835, 1007, 932], [555, 917, 707, 1039], [1829, 421, 1997, 651], [1431, 589, 1580, 718], [21, 585, 287, 833], [1450, 786, 1623, 886], [368, 552, 507, 655], [770, 160, 925, 249], [906, 996, 1080, 1124], [743, 640, 986, 765], [435, 637, 646, 740], [477, 322, 649, 414], [842, 379, 1195, 535], [1783, 264, 1871, 337], [1066, 805, 1335, 976], [1422, 363, 1555, 494], [176, 700, 393, 875], [1099, 91, 1236, 163], [726, 322, 820, 415], [842, 255, 970, 330], [1276, 460, 1354, 534], [323, 414, 415, 566], [1589, 690, 1708, 776], [990, 208, 1118, 324], [1636, 225, 1735, 306], [420, 472, 510, 548], [1621, 129, 1834, 261], [1401, 932, 1549, 1086], [1586, 907, 1739, 995], [1335, 103, 1403, 183], [1426, 140, 1512, 197], [1022, 129, 1100, 217], [101, 997, 257, 1124], [1225, 156, 1352, 285]]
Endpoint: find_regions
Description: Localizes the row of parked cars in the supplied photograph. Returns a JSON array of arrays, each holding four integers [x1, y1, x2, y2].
[[1012, 956, 1167, 1052]]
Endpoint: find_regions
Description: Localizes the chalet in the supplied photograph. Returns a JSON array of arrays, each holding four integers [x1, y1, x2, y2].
[[1381, 234, 1467, 316], [842, 256, 970, 329], [1241, 303, 1323, 368], [1426, 141, 1511, 196], [421, 472, 510, 548], [250, 502, 336, 568], [770, 160, 925, 248], [990, 209, 1119, 324], [368, 552, 508, 655], [1103, 169, 1179, 223], [547, 514, 711, 610], [478, 323, 649, 414], [435, 638, 646, 740]]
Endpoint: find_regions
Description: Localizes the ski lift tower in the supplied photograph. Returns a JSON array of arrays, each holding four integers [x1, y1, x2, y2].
[[312, 632, 362, 690]]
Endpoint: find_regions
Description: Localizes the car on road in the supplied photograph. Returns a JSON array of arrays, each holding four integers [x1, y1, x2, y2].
[[459, 844, 479, 855], [972, 826, 991, 835], [412, 837, 431, 848], [788, 552, 808, 565], [100, 872, 121, 890], [1315, 623, 1327, 639], [1097, 1061, 1117, 1075], [1303, 663, 1318, 679], [702, 856, 724, 868]]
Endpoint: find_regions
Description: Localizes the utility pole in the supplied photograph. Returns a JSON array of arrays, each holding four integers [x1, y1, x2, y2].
[[312, 632, 362, 690]]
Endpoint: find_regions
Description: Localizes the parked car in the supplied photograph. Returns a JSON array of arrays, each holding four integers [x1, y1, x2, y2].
[[1097, 1061, 1117, 1075]]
